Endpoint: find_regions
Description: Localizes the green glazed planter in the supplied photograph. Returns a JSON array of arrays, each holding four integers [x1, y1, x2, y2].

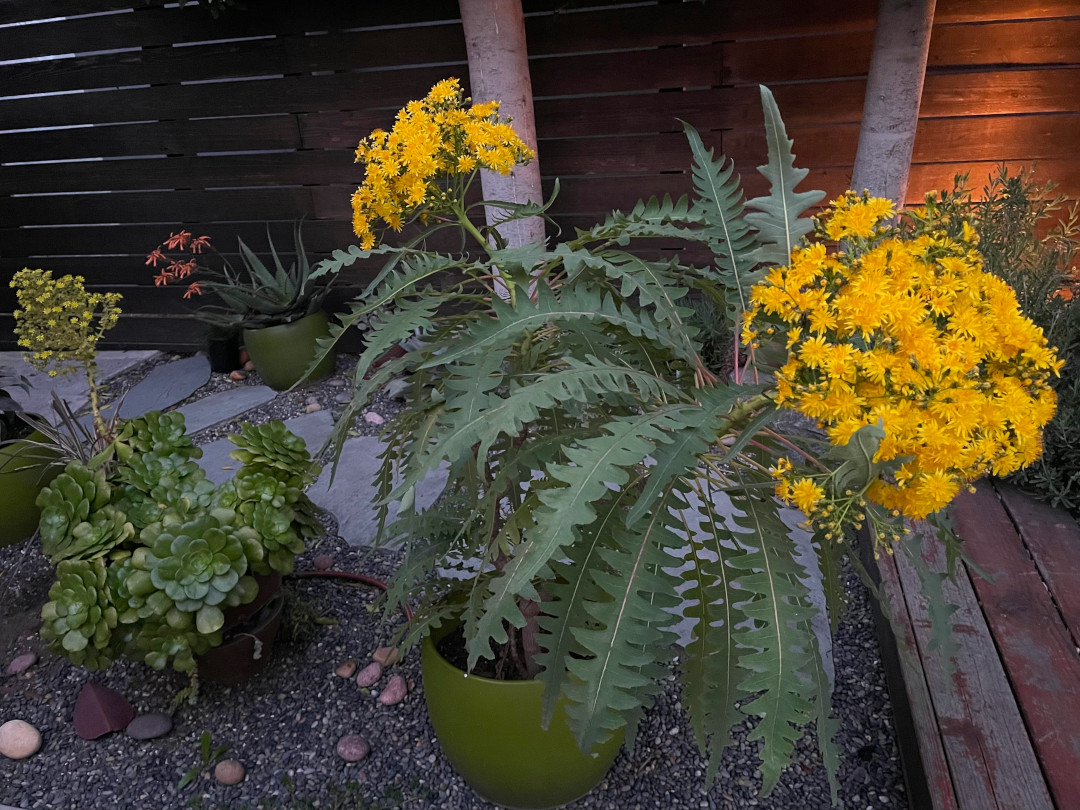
[[421, 628, 624, 810], [0, 430, 59, 548], [243, 311, 336, 391]]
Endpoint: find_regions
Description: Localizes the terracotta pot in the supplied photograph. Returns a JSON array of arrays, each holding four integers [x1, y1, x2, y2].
[[0, 430, 59, 548], [197, 591, 285, 685], [421, 625, 623, 810], [242, 311, 336, 391]]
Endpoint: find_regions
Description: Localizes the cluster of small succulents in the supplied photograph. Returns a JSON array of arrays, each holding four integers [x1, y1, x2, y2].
[[35, 413, 322, 673]]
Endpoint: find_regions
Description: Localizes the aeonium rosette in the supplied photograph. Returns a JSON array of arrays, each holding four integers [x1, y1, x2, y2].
[[743, 192, 1062, 540]]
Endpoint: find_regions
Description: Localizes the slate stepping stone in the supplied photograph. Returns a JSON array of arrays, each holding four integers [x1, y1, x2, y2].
[[118, 355, 210, 418], [73, 683, 134, 740], [125, 712, 172, 740], [174, 385, 275, 434]]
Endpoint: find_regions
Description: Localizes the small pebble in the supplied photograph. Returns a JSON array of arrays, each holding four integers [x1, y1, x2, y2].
[[6, 652, 36, 676], [243, 360, 255, 372], [229, 370, 246, 381], [372, 646, 399, 666], [363, 411, 384, 425], [215, 759, 245, 786], [335, 660, 358, 679], [125, 712, 172, 740], [355, 661, 382, 688], [334, 392, 352, 405], [306, 395, 319, 405], [336, 734, 370, 762], [313, 554, 334, 571], [0, 719, 42, 759], [378, 674, 408, 706], [328, 377, 347, 387], [305, 402, 322, 413]]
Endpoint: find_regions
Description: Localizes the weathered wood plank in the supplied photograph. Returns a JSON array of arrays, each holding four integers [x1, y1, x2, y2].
[[892, 523, 1054, 810], [953, 483, 1080, 807], [868, 540, 959, 810], [994, 481, 1080, 643]]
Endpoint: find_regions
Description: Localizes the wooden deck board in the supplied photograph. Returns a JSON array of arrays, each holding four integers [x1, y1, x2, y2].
[[892, 523, 1054, 810], [953, 483, 1080, 807]]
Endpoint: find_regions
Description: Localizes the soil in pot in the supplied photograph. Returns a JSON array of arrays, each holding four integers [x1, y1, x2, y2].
[[422, 624, 623, 810], [198, 591, 285, 685]]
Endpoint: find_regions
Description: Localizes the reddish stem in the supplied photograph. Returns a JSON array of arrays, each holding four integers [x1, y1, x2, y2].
[[290, 570, 413, 622]]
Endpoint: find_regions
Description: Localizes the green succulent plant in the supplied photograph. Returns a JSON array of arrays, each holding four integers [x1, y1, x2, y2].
[[247, 502, 305, 574], [40, 559, 118, 670], [37, 462, 128, 563], [229, 421, 316, 482], [134, 617, 222, 672], [116, 411, 202, 460], [143, 510, 260, 633]]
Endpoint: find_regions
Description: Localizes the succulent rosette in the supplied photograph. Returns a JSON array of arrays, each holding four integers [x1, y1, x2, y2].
[[133, 617, 220, 672], [229, 421, 316, 483], [143, 512, 259, 634], [116, 410, 202, 461], [37, 462, 114, 562], [40, 559, 118, 670], [248, 502, 305, 574]]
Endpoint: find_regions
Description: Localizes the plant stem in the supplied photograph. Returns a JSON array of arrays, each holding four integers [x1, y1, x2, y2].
[[83, 359, 109, 441]]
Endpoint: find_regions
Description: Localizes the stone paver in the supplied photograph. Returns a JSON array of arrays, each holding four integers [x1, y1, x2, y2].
[[307, 436, 449, 548], [0, 350, 158, 421], [175, 385, 276, 434], [118, 354, 209, 418]]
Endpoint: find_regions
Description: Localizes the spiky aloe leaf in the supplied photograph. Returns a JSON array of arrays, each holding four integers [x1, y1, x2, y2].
[[724, 483, 825, 795], [560, 484, 685, 752], [682, 121, 759, 328], [743, 86, 826, 267]]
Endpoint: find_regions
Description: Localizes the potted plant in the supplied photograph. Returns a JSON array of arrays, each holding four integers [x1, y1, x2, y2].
[[312, 79, 1062, 807], [147, 222, 337, 390], [8, 270, 324, 683], [0, 368, 61, 547]]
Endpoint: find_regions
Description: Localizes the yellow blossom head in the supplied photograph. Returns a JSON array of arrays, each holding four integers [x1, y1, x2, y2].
[[350, 78, 536, 249]]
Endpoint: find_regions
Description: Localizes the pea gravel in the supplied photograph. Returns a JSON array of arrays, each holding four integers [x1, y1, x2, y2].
[[0, 358, 909, 810]]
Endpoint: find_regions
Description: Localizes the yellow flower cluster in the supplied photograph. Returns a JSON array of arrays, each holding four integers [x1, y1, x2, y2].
[[351, 78, 535, 249], [745, 193, 1061, 519], [10, 269, 122, 377]]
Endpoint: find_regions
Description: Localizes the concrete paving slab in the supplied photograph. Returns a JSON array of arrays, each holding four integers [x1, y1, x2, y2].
[[196, 411, 335, 486], [118, 354, 209, 418], [174, 385, 276, 434], [307, 436, 449, 547], [0, 350, 158, 420]]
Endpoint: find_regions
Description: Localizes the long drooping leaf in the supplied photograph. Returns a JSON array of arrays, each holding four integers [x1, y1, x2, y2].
[[676, 480, 751, 783], [465, 404, 695, 671], [560, 485, 684, 752], [723, 482, 824, 794], [743, 86, 825, 266]]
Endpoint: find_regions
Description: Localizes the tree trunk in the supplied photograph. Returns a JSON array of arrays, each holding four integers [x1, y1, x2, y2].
[[850, 0, 937, 208], [459, 0, 545, 248]]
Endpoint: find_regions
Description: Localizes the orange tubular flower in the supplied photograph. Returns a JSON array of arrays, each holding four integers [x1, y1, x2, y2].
[[183, 282, 203, 299], [163, 231, 192, 250], [189, 235, 211, 253], [145, 247, 165, 267]]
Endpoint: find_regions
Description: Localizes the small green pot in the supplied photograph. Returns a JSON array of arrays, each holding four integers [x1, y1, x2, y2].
[[243, 311, 336, 391], [0, 431, 59, 548], [421, 628, 623, 809]]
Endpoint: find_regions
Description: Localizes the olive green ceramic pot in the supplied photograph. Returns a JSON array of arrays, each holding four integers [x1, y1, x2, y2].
[[0, 431, 58, 548], [421, 627, 624, 809], [242, 311, 336, 391]]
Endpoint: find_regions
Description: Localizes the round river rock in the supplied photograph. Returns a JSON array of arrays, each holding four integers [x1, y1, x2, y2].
[[215, 759, 246, 785], [125, 712, 173, 740], [6, 652, 37, 676], [0, 719, 42, 759], [336, 734, 370, 762]]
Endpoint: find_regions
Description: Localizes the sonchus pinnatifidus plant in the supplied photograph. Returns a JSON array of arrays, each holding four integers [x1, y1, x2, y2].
[[310, 78, 1060, 798]]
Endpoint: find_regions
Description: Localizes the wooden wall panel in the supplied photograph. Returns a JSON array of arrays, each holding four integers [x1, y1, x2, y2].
[[1, 0, 1078, 350]]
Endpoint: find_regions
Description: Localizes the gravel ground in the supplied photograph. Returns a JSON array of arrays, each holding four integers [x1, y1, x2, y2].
[[1, 359, 908, 810]]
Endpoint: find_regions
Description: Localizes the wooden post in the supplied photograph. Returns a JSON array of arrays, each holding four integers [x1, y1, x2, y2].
[[850, 0, 937, 208], [459, 0, 545, 248]]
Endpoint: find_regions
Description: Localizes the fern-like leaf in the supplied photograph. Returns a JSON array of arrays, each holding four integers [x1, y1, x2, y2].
[[743, 86, 825, 266]]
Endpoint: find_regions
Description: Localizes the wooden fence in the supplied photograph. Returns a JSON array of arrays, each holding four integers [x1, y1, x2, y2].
[[1, 0, 1077, 348]]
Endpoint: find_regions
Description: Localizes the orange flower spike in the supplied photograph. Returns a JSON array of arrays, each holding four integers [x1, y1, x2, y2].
[[153, 271, 173, 287], [183, 282, 203, 299], [164, 230, 192, 250], [145, 247, 165, 267]]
